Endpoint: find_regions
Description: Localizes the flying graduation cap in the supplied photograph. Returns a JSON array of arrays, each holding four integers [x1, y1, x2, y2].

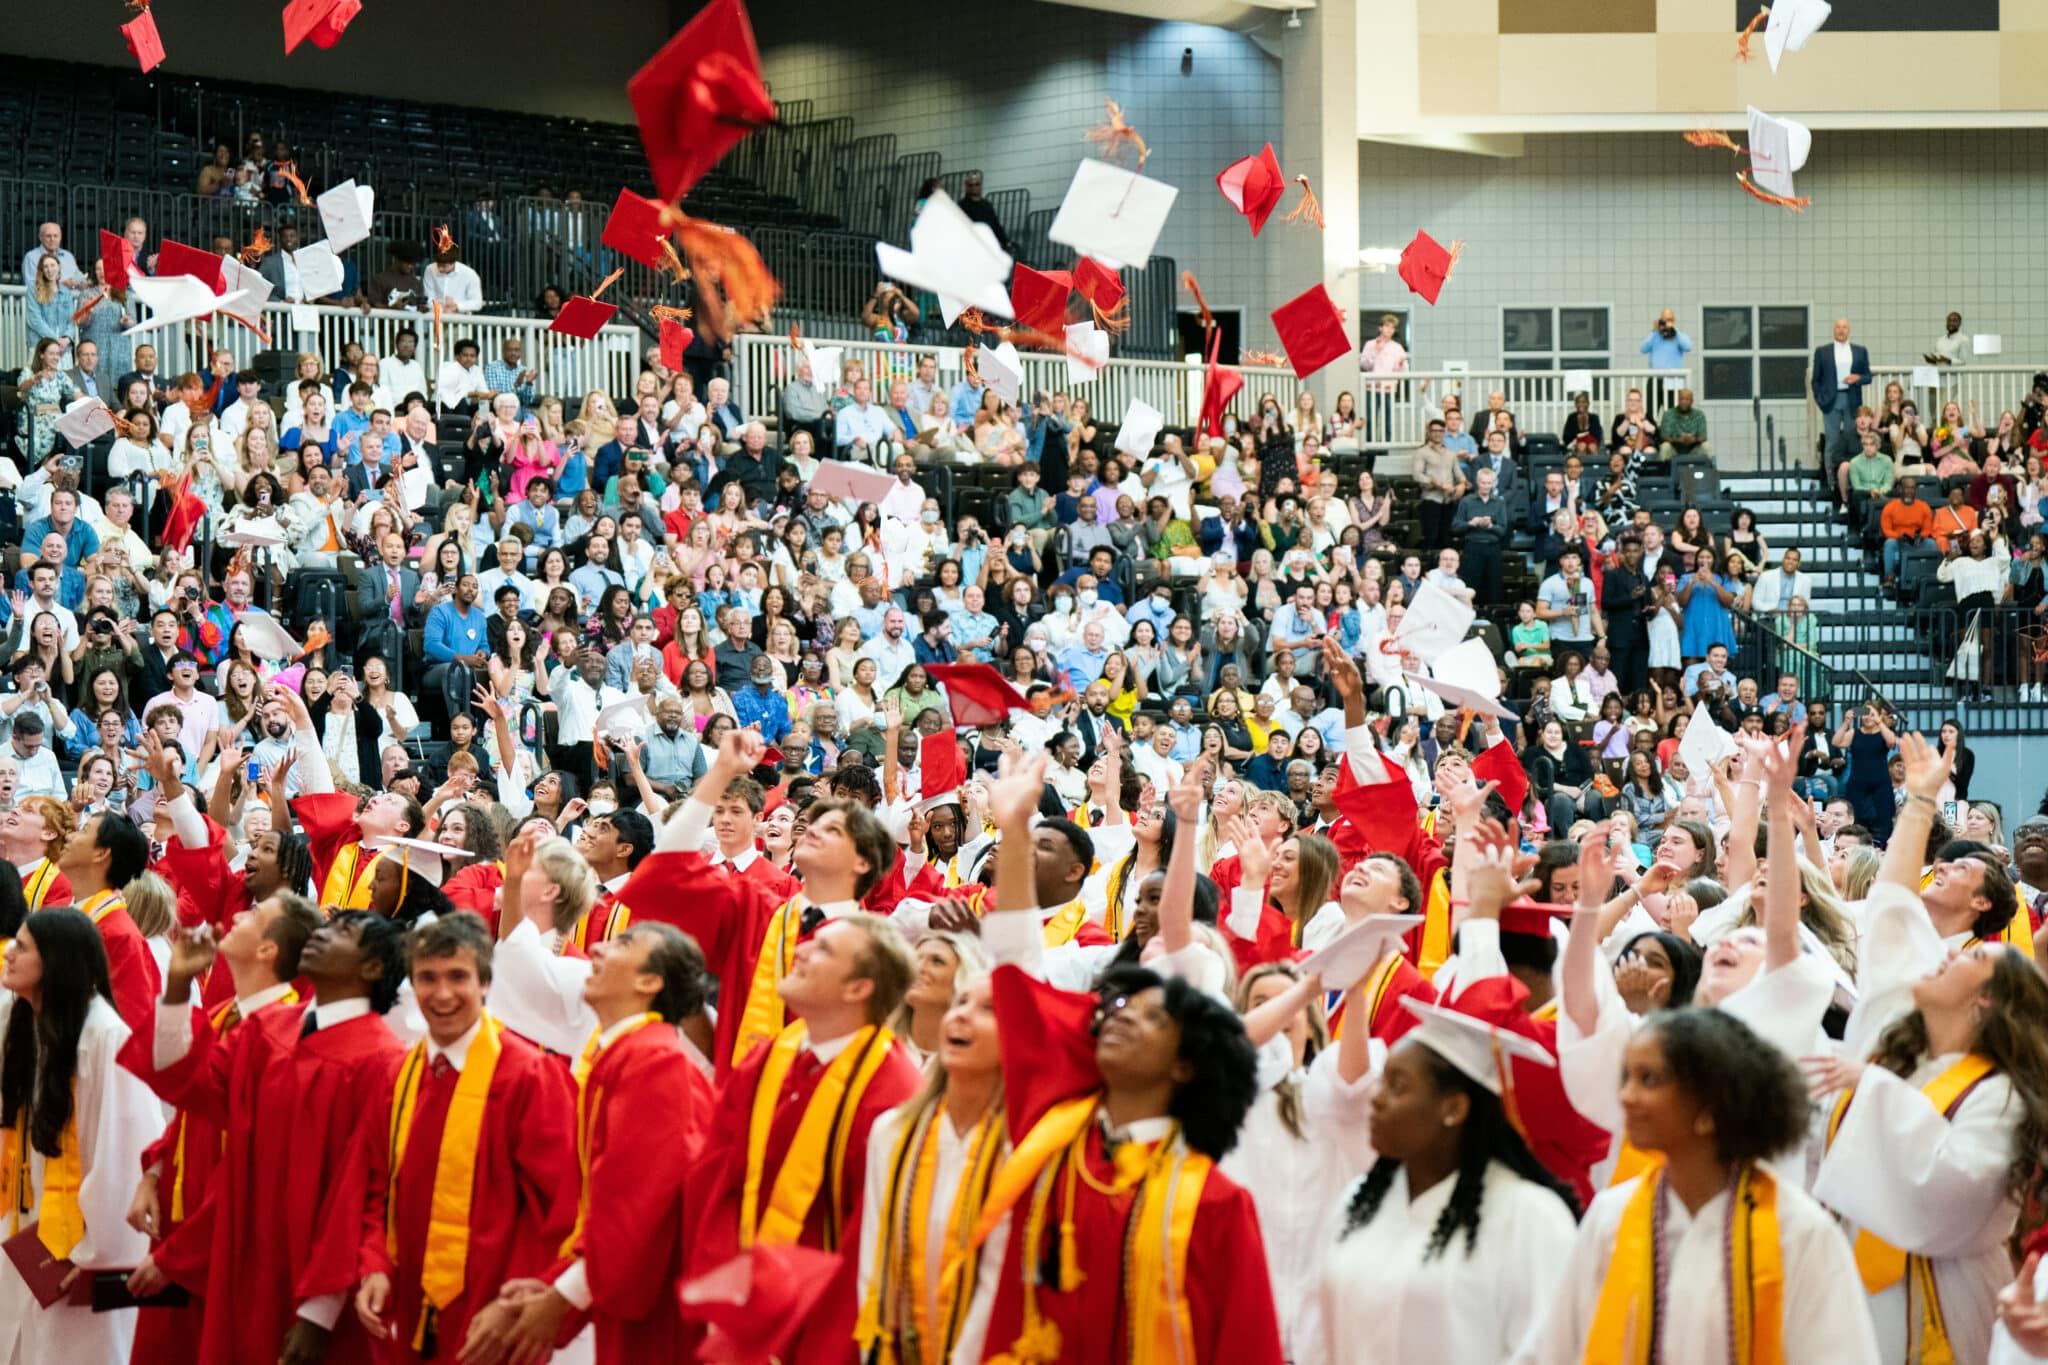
[[629, 0, 777, 204], [1216, 143, 1286, 236], [1270, 284, 1351, 380]]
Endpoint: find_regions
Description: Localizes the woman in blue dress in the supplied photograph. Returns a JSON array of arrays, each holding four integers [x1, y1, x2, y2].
[[74, 260, 133, 379], [1675, 543, 1738, 662]]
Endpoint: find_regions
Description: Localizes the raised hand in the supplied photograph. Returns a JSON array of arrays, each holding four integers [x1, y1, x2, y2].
[[1321, 635, 1363, 701], [1575, 819, 1620, 905], [1166, 758, 1206, 823], [1899, 729, 1953, 801], [471, 685, 506, 723], [267, 680, 312, 731], [1463, 817, 1539, 920], [1230, 812, 1276, 887], [502, 827, 541, 884]]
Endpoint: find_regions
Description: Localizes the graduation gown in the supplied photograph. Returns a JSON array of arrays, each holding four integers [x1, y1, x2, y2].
[[981, 965, 1285, 1365], [155, 816, 251, 1013], [689, 1025, 921, 1274], [19, 856, 70, 912], [0, 999, 161, 1365], [559, 1020, 713, 1365], [439, 861, 504, 931], [296, 791, 377, 909], [359, 1028, 580, 1364], [613, 850, 770, 1070], [147, 1001, 404, 1365], [1317, 1162, 1577, 1365], [1514, 1173, 1880, 1365], [73, 891, 161, 1048], [1328, 951, 1434, 1046]]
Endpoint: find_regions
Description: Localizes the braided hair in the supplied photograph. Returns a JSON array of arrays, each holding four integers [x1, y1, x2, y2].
[[1340, 1046, 1578, 1258], [273, 831, 315, 899]]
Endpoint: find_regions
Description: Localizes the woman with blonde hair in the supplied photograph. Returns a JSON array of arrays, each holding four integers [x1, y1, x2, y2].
[[25, 253, 77, 351], [889, 929, 991, 1058], [575, 390, 616, 429]]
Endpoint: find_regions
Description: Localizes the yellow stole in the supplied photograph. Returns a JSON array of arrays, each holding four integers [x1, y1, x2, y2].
[[169, 990, 297, 1221], [385, 1016, 505, 1352], [322, 842, 381, 910], [1532, 998, 1560, 1022], [1419, 867, 1452, 981], [966, 1096, 1208, 1365], [2, 1095, 84, 1258], [1331, 950, 1404, 1042], [1040, 899, 1089, 948], [20, 860, 59, 913], [560, 1012, 663, 1259], [854, 1097, 1006, 1365], [77, 888, 122, 925], [1101, 858, 1138, 942], [740, 1021, 897, 1251], [1825, 1054, 1995, 1365], [733, 895, 807, 1066], [1583, 1158, 1784, 1365]]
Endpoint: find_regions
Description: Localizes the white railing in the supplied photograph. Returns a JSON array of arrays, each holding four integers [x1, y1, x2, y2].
[[1859, 364, 2045, 439], [0, 285, 643, 398], [731, 332, 1684, 453]]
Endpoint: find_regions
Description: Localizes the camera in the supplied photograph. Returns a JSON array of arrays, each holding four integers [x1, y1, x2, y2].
[[184, 586, 200, 600]]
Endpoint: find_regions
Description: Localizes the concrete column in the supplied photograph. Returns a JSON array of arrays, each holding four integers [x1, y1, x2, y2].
[[1278, 0, 1360, 408]]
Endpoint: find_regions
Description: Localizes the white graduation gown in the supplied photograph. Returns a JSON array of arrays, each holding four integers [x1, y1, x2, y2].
[[1320, 1160, 1578, 1365], [1221, 1042, 1379, 1365], [0, 997, 163, 1365], [1512, 1173, 1880, 1365], [855, 1104, 1010, 1365]]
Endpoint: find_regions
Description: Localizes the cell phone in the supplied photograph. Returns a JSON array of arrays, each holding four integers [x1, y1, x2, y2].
[[246, 759, 262, 782]]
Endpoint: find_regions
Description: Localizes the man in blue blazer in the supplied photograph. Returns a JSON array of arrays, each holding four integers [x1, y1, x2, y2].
[[1811, 316, 1871, 472]]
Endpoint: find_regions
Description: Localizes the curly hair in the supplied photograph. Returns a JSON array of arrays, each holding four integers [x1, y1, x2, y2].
[[1868, 947, 2048, 1216], [1093, 965, 1257, 1161], [327, 910, 407, 1015], [1641, 1008, 1809, 1166], [1341, 1044, 1578, 1256]]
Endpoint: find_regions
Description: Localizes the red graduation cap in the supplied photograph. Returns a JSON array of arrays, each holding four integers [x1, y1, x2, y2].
[[659, 316, 694, 370], [549, 296, 618, 339], [1398, 230, 1458, 306], [924, 663, 1029, 728], [160, 472, 207, 554], [98, 231, 134, 294], [601, 187, 673, 271], [629, 0, 777, 204], [1197, 331, 1243, 440], [1009, 265, 1074, 335], [1072, 256, 1124, 313], [680, 1245, 847, 1365], [154, 240, 225, 294], [1217, 143, 1287, 236], [1270, 284, 1351, 380], [1470, 740, 1530, 819], [122, 8, 166, 74], [282, 0, 363, 54], [918, 728, 968, 809], [1499, 900, 1577, 938]]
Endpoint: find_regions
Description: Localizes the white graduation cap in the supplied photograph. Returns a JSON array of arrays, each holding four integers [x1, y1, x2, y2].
[[1390, 579, 1475, 665], [217, 254, 276, 329], [1355, 246, 1404, 273], [53, 397, 116, 448], [1399, 997, 1556, 1095], [124, 276, 260, 336], [231, 610, 302, 661], [1113, 398, 1165, 460], [976, 342, 1023, 406], [317, 179, 376, 252], [1975, 334, 2003, 356], [812, 459, 896, 505], [219, 523, 291, 550], [1745, 106, 1811, 202], [1408, 673, 1519, 721], [1299, 914, 1423, 992], [595, 694, 652, 742], [876, 189, 1014, 320], [1431, 636, 1502, 700], [1675, 699, 1738, 777], [1764, 0, 1830, 72], [364, 835, 472, 888], [294, 242, 345, 302], [1047, 159, 1178, 271], [796, 341, 840, 395], [1064, 320, 1109, 386]]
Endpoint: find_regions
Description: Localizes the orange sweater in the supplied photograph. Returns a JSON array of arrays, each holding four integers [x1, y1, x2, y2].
[[1881, 497, 1933, 541]]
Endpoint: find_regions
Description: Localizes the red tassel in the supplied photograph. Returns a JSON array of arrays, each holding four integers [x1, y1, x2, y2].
[[1181, 271, 1214, 333], [1089, 294, 1130, 336], [1684, 129, 1745, 154], [1083, 98, 1150, 169], [1734, 8, 1767, 62], [1737, 172, 1811, 211], [278, 165, 312, 208], [671, 217, 781, 344]]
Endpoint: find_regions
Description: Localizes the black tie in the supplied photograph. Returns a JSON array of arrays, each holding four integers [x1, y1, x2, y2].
[[298, 1010, 316, 1038], [799, 904, 826, 937]]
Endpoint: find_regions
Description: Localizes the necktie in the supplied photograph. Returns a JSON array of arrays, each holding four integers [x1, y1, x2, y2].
[[299, 1010, 317, 1038], [799, 904, 826, 937], [431, 1054, 456, 1081]]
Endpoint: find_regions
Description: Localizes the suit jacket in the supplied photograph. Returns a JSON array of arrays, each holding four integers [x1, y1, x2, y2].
[[345, 460, 393, 501], [355, 561, 420, 626], [1810, 341, 1872, 410], [1072, 708, 1124, 767], [66, 367, 105, 400]]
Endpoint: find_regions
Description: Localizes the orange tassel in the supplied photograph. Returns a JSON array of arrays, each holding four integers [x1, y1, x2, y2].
[[110, 412, 138, 440], [1089, 293, 1130, 336], [1084, 98, 1150, 169], [671, 217, 781, 344], [1241, 349, 1285, 367], [279, 166, 312, 208], [239, 228, 272, 266], [1181, 271, 1214, 333], [70, 291, 106, 326], [657, 238, 689, 283], [1737, 172, 1811, 211], [1445, 240, 1465, 283], [787, 321, 803, 346], [957, 309, 1064, 351], [124, 0, 148, 9], [299, 620, 332, 660], [1684, 128, 1745, 154], [226, 313, 273, 347], [432, 299, 443, 352], [962, 348, 982, 387], [1282, 175, 1326, 230], [1735, 7, 1767, 62], [652, 304, 695, 325], [589, 267, 626, 302], [431, 224, 455, 254]]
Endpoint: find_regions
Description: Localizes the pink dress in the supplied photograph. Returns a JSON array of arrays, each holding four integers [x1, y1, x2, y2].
[[507, 438, 561, 500]]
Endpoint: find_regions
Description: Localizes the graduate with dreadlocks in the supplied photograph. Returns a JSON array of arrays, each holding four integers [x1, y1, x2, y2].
[[970, 748, 1282, 1365]]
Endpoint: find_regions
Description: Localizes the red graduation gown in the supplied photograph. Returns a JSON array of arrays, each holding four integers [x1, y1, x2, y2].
[[1328, 953, 1436, 1045], [94, 901, 162, 1047], [689, 1026, 921, 1276], [614, 850, 774, 1070], [297, 790, 370, 905], [557, 1021, 713, 1365], [1331, 757, 1450, 969], [983, 966, 1284, 1365], [440, 861, 505, 931], [726, 853, 800, 907], [156, 815, 249, 1011], [358, 1031, 580, 1363], [20, 858, 70, 911], [147, 1002, 404, 1365]]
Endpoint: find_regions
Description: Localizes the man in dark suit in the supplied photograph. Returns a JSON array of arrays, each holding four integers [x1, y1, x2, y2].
[[1811, 316, 1871, 476], [66, 339, 105, 401], [1600, 531, 1652, 694], [355, 529, 421, 629], [1196, 493, 1259, 569]]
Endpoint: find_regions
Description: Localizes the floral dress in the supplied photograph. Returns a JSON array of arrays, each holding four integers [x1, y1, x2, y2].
[[15, 367, 78, 463]]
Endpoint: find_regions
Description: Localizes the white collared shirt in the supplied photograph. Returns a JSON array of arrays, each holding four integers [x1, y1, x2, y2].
[[238, 981, 295, 1017], [426, 1017, 483, 1072], [808, 1028, 857, 1065], [715, 847, 760, 873], [302, 995, 374, 1032], [1833, 340, 1854, 388]]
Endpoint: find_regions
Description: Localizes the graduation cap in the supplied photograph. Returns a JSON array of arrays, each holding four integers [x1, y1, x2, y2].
[[317, 180, 375, 252], [1397, 231, 1458, 306], [1112, 397, 1164, 460], [1470, 739, 1530, 819], [1410, 673, 1518, 722], [1046, 158, 1178, 271], [1072, 256, 1124, 314], [53, 399, 116, 449], [1764, 0, 1830, 71], [217, 254, 276, 330], [916, 728, 968, 815], [1009, 264, 1073, 335], [294, 241, 345, 300], [154, 240, 225, 295], [601, 188, 675, 271], [679, 1245, 845, 1365], [659, 316, 694, 370], [283, 0, 363, 53], [976, 342, 1023, 406], [98, 231, 134, 294], [122, 8, 165, 74], [231, 612, 303, 661], [925, 664, 1030, 728], [550, 296, 618, 340], [1216, 143, 1286, 236], [876, 190, 1013, 320], [158, 472, 207, 553], [1398, 998, 1555, 1096], [125, 277, 259, 336], [811, 459, 895, 504], [1197, 334, 1243, 442], [1298, 914, 1424, 992], [365, 836, 474, 890], [629, 0, 777, 204], [1270, 284, 1350, 380], [1744, 106, 1811, 205], [1498, 900, 1576, 939], [1390, 579, 1475, 665], [1064, 320, 1109, 385]]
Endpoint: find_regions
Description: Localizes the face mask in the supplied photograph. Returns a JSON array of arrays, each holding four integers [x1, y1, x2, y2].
[[1078, 590, 1097, 609], [921, 509, 939, 524], [586, 799, 617, 817]]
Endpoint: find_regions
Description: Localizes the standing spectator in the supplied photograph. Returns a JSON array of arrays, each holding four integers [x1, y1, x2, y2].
[[1810, 316, 1870, 470], [1452, 465, 1509, 607], [1676, 548, 1738, 664], [1929, 310, 1970, 366], [1537, 548, 1600, 662], [1639, 308, 1692, 370], [19, 223, 83, 289], [955, 171, 1011, 252], [15, 339, 77, 465], [423, 246, 484, 314], [1602, 532, 1652, 692], [437, 338, 489, 416], [1656, 389, 1709, 458], [860, 281, 920, 341], [25, 254, 77, 352], [1412, 418, 1463, 552], [1356, 313, 1407, 440]]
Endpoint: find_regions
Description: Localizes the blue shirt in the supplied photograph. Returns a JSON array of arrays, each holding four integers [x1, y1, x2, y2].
[[569, 563, 624, 607], [423, 601, 489, 663], [851, 599, 890, 638], [1124, 596, 1177, 641], [21, 517, 97, 568], [1640, 329, 1693, 370], [1057, 643, 1109, 688], [948, 380, 985, 426], [730, 684, 791, 743], [14, 569, 84, 613], [1169, 722, 1202, 764], [483, 359, 535, 413], [949, 607, 1000, 662]]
